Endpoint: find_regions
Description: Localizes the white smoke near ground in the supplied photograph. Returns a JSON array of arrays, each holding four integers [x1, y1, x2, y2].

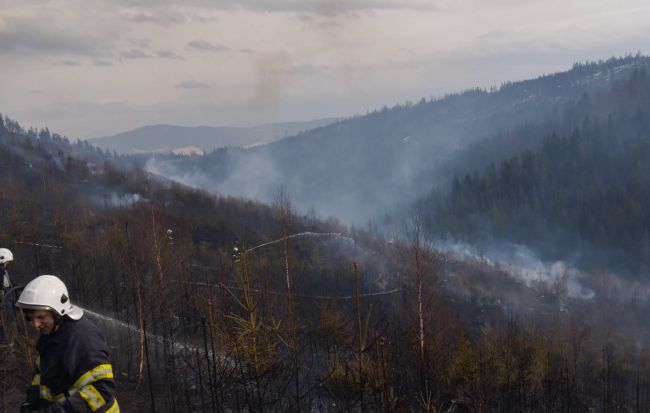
[[145, 151, 283, 207], [217, 151, 282, 203], [138, 120, 460, 226], [85, 192, 146, 210], [436, 240, 596, 300], [107, 192, 144, 207], [432, 239, 650, 346], [145, 157, 214, 190]]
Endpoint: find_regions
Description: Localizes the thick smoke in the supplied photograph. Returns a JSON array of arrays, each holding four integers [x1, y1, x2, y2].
[[438, 240, 598, 300]]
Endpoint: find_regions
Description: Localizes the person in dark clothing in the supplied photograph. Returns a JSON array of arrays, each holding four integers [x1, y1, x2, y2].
[[0, 247, 13, 296], [0, 248, 15, 346], [15, 275, 120, 413]]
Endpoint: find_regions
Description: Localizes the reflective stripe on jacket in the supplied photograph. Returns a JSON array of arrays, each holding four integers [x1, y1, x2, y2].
[[27, 316, 120, 412]]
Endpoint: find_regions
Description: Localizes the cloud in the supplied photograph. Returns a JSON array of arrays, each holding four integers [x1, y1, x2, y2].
[[54, 59, 83, 66], [120, 49, 151, 59], [188, 39, 228, 52], [291, 63, 335, 76], [129, 37, 153, 49], [94, 59, 114, 66], [120, 0, 216, 27], [124, 9, 187, 25], [117, 0, 437, 15], [294, 13, 314, 22], [175, 81, 210, 89], [0, 15, 115, 56], [157, 50, 184, 59], [121, 6, 215, 25]]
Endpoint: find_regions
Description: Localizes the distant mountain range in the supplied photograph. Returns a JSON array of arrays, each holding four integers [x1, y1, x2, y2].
[[89, 118, 338, 154]]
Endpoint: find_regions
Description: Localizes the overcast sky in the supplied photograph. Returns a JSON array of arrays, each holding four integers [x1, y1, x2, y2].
[[1, 0, 649, 139]]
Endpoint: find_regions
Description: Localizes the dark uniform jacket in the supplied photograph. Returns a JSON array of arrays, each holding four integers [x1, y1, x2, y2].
[[26, 316, 120, 412]]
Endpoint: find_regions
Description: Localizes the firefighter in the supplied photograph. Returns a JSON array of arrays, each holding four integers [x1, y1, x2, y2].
[[0, 247, 13, 296], [15, 275, 119, 413], [0, 248, 15, 345]]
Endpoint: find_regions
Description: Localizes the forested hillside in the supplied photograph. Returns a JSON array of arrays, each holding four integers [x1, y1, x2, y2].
[[147, 55, 650, 225], [421, 67, 650, 276], [1, 112, 650, 411]]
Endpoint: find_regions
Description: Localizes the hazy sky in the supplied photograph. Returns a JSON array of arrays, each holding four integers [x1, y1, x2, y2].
[[1, 0, 649, 139]]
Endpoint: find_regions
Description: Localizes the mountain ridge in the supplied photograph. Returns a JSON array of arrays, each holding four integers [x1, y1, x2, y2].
[[90, 118, 339, 154]]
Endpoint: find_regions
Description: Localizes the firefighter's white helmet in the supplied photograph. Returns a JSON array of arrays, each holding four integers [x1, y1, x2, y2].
[[0, 248, 13, 265], [16, 275, 84, 320]]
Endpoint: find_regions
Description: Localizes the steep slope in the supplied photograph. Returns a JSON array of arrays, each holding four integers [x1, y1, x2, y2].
[[148, 55, 650, 225]]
